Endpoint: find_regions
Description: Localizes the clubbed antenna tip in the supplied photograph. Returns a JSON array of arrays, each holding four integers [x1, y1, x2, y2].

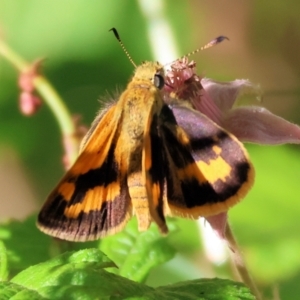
[[210, 36, 229, 47], [109, 28, 137, 68], [182, 35, 230, 59], [164, 35, 229, 68]]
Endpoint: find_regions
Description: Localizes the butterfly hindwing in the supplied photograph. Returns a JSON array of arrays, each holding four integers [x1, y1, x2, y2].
[[159, 103, 254, 218], [37, 104, 132, 241]]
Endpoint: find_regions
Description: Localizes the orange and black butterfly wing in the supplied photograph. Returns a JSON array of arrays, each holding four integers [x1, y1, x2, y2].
[[37, 105, 132, 241], [159, 103, 254, 218], [143, 112, 168, 233]]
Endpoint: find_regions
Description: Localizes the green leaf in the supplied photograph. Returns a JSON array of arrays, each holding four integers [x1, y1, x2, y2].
[[11, 248, 115, 288], [11, 248, 153, 300], [8, 248, 254, 300], [154, 278, 255, 300], [99, 218, 177, 282], [0, 281, 46, 300]]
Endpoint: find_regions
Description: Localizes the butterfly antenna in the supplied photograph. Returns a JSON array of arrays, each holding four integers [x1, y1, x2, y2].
[[165, 35, 229, 67], [109, 28, 137, 68]]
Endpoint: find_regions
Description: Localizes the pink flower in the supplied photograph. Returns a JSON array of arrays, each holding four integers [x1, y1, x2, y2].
[[19, 91, 41, 116], [164, 57, 300, 238], [18, 59, 43, 116]]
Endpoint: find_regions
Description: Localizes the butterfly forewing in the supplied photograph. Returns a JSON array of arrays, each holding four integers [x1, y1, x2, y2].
[[37, 105, 132, 241]]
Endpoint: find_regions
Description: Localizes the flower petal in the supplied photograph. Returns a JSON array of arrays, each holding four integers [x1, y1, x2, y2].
[[205, 212, 228, 239], [191, 86, 223, 125], [223, 106, 300, 144], [201, 78, 262, 112]]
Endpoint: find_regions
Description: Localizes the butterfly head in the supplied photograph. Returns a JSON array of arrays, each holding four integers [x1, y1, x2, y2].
[[133, 61, 165, 90]]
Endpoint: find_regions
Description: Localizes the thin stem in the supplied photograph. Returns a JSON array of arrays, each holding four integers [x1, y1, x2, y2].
[[34, 75, 79, 166], [225, 223, 262, 300], [0, 39, 79, 167]]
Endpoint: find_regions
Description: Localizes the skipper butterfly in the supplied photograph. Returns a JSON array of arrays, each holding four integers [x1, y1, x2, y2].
[[37, 29, 254, 241]]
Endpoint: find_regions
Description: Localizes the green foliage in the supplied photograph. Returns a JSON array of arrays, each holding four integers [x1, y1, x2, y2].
[[2, 216, 249, 299], [0, 282, 46, 300], [99, 218, 177, 282], [0, 247, 254, 300]]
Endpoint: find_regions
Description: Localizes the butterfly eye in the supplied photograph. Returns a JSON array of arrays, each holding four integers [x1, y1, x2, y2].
[[154, 74, 165, 89]]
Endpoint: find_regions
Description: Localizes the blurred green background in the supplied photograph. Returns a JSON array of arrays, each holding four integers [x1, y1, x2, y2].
[[0, 1, 300, 299]]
